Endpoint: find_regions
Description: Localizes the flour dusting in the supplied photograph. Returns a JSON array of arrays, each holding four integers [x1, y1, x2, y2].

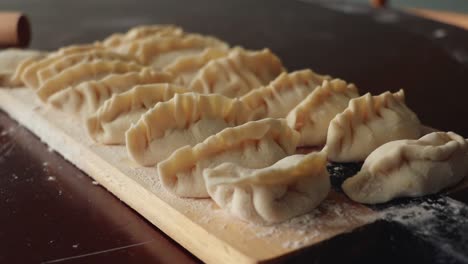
[[47, 176, 56, 181], [380, 196, 468, 263]]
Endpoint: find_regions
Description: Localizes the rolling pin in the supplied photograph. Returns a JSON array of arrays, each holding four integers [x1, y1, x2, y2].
[[0, 12, 31, 48]]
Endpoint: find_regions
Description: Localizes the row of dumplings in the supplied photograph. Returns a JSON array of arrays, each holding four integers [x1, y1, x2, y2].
[[3, 24, 467, 225]]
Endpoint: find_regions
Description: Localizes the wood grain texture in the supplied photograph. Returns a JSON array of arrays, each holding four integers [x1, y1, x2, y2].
[[0, 87, 377, 263]]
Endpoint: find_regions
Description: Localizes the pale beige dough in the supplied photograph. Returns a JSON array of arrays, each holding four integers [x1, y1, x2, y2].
[[126, 93, 256, 167], [286, 79, 359, 146], [240, 69, 330, 119], [87, 83, 188, 144], [157, 118, 300, 198], [204, 151, 330, 224], [343, 132, 468, 204], [324, 90, 421, 162]]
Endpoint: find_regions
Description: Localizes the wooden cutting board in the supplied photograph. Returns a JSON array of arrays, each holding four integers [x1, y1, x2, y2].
[[0, 87, 381, 263]]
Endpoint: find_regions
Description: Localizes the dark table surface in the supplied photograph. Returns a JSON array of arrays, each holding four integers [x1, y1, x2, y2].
[[1, 0, 468, 263]]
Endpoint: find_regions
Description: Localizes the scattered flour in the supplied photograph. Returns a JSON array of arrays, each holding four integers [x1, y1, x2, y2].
[[379, 197, 468, 263], [198, 215, 213, 224], [433, 28, 447, 39], [47, 176, 56, 181], [255, 227, 277, 238], [238, 195, 379, 250], [282, 236, 315, 249], [13, 89, 466, 260]]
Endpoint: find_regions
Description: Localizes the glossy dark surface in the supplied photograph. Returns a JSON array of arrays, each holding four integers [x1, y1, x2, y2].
[[0, 0, 468, 263], [0, 113, 200, 263]]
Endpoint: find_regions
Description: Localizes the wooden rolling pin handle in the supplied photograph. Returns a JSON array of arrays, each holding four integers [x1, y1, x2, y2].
[[0, 12, 31, 48]]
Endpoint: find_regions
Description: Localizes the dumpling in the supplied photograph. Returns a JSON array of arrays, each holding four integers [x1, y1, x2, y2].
[[189, 48, 285, 98], [114, 33, 228, 68], [163, 47, 228, 85], [36, 50, 136, 86], [286, 79, 359, 146], [9, 54, 47, 87], [342, 132, 468, 204], [21, 55, 65, 89], [37, 60, 144, 102], [324, 90, 421, 162], [0, 49, 44, 87], [102, 24, 184, 47], [157, 118, 300, 197], [87, 83, 188, 144], [240, 69, 330, 119], [48, 68, 173, 116], [21, 45, 107, 89], [204, 151, 330, 224], [54, 43, 105, 56], [126, 93, 255, 166]]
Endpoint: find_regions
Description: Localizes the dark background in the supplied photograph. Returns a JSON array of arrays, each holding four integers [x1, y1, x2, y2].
[[1, 0, 468, 263]]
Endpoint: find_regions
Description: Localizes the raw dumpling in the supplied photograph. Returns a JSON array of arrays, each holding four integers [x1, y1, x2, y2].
[[87, 83, 188, 144], [157, 118, 300, 197], [342, 132, 468, 204], [37, 60, 144, 102], [20, 44, 106, 89], [189, 48, 285, 98], [204, 151, 330, 224], [36, 50, 136, 85], [240, 69, 330, 119], [48, 68, 173, 116], [102, 24, 184, 47], [286, 79, 359, 146], [114, 33, 228, 68], [126, 93, 255, 166], [163, 47, 228, 85], [22, 55, 64, 89], [54, 43, 105, 56], [9, 55, 47, 87], [324, 90, 421, 162], [0, 49, 44, 87]]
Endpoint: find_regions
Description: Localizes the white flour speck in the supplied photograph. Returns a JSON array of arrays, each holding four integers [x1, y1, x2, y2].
[[297, 229, 306, 236], [282, 241, 293, 249], [433, 29, 447, 39], [256, 227, 277, 238], [92, 181, 99, 185], [47, 176, 56, 181], [198, 215, 213, 224], [452, 49, 468, 63]]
